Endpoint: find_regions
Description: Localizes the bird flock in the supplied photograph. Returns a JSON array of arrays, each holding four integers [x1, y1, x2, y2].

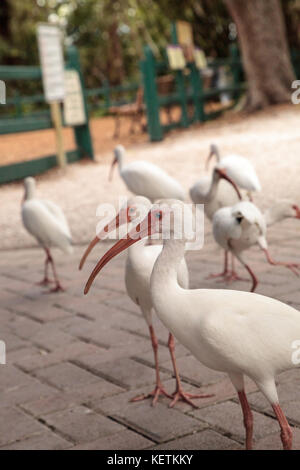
[[21, 143, 300, 450]]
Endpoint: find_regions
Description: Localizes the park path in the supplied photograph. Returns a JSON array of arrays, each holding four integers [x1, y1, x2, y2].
[[0, 217, 300, 449], [1, 103, 300, 251]]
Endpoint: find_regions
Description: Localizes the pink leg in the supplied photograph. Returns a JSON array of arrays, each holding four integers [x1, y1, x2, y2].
[[207, 251, 229, 279], [217, 254, 248, 284], [45, 248, 65, 293], [36, 248, 53, 286], [272, 403, 293, 450], [168, 333, 213, 408], [264, 249, 299, 277], [243, 263, 258, 292], [238, 390, 254, 450], [130, 325, 172, 406]]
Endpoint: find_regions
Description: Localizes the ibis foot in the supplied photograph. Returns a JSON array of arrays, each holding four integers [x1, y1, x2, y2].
[[130, 383, 172, 407], [206, 270, 228, 280], [36, 277, 53, 286], [48, 282, 65, 293], [169, 388, 214, 409], [221, 271, 248, 283]]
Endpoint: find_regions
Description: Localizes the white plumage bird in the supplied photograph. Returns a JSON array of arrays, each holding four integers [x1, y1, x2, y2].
[[206, 143, 261, 194], [190, 166, 243, 280], [213, 200, 300, 291], [109, 145, 185, 202], [189, 172, 242, 221], [21, 177, 73, 292], [85, 201, 300, 450], [80, 196, 211, 407]]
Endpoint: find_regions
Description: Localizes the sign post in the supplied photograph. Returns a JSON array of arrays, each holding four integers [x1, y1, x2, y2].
[[37, 23, 67, 169]]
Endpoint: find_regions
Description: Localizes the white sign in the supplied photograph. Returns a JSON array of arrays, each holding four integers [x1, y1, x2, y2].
[[166, 45, 186, 70], [37, 23, 65, 103], [63, 70, 86, 126], [194, 48, 207, 70]]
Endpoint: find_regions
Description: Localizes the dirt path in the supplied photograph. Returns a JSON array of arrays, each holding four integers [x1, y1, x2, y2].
[[1, 103, 300, 250]]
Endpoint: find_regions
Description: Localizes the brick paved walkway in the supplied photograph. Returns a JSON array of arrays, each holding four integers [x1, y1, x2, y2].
[[0, 220, 300, 450]]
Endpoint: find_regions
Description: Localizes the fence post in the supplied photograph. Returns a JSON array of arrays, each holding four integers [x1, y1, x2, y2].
[[140, 45, 163, 141], [230, 43, 242, 101], [189, 62, 205, 122], [171, 22, 189, 128], [66, 45, 94, 160], [103, 79, 110, 111]]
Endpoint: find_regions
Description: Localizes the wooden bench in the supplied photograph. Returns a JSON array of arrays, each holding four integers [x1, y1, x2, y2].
[[109, 87, 145, 138]]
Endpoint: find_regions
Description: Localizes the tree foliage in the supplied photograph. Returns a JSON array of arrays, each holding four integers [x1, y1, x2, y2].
[[0, 0, 300, 92]]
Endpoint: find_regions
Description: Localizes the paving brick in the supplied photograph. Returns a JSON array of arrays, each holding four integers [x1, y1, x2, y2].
[[22, 379, 123, 418], [113, 401, 206, 443], [13, 299, 72, 323], [255, 427, 300, 450], [15, 341, 104, 372], [1, 432, 71, 450], [79, 357, 169, 390], [41, 405, 124, 444], [71, 429, 153, 450], [192, 401, 279, 444], [154, 429, 242, 450], [29, 325, 77, 351], [161, 355, 227, 387], [0, 406, 46, 447], [34, 362, 100, 391]]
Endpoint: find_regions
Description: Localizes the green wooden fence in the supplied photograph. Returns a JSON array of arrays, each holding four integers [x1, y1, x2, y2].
[[0, 46, 94, 185], [140, 29, 300, 142], [1, 40, 300, 183]]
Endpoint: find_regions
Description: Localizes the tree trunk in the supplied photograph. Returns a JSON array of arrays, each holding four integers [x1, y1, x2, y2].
[[106, 21, 125, 86], [225, 0, 295, 110]]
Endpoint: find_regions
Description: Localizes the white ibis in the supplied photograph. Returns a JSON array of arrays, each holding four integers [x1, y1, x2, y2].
[[212, 200, 300, 292], [109, 145, 185, 202], [206, 143, 261, 195], [189, 168, 242, 221], [190, 166, 243, 280], [85, 201, 300, 450], [21, 177, 73, 292], [80, 196, 211, 407]]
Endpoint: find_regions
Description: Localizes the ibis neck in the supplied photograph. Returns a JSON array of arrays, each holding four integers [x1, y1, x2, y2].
[[24, 183, 35, 200], [264, 205, 289, 227], [128, 237, 148, 257], [213, 146, 221, 162], [151, 238, 185, 291], [117, 154, 123, 174], [205, 176, 219, 203]]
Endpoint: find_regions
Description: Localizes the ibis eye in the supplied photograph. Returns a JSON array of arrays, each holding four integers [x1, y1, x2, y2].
[[129, 207, 135, 213], [155, 212, 162, 220]]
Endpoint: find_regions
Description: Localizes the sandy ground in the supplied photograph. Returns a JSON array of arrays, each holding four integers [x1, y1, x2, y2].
[[1, 103, 300, 250]]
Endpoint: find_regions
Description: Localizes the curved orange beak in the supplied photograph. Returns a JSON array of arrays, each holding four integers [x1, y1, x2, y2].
[[215, 168, 242, 200], [84, 211, 158, 294], [109, 156, 118, 182], [79, 207, 129, 271]]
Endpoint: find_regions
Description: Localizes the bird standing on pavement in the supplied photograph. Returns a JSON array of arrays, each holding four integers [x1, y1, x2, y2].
[[212, 200, 300, 292], [85, 201, 300, 450], [21, 177, 73, 292], [80, 196, 212, 407], [190, 166, 243, 280], [109, 145, 185, 202]]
